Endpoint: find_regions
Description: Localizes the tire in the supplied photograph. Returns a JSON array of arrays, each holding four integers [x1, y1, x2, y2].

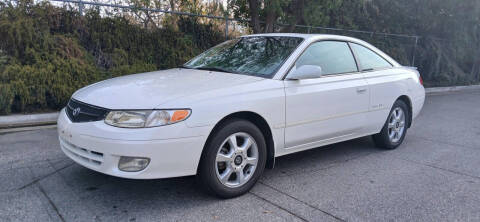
[[197, 119, 267, 198], [373, 100, 409, 150]]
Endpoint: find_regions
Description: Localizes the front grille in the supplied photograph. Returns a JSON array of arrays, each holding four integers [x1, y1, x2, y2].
[[59, 137, 104, 167], [66, 99, 109, 123]]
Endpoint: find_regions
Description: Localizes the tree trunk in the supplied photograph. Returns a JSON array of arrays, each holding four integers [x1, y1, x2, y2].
[[144, 11, 157, 29], [264, 1, 277, 33], [248, 0, 261, 33], [169, 0, 178, 30]]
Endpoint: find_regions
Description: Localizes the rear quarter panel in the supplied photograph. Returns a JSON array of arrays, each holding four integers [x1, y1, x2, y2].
[[363, 67, 422, 134]]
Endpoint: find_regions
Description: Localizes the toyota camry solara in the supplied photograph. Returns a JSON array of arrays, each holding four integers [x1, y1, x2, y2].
[[57, 33, 425, 198]]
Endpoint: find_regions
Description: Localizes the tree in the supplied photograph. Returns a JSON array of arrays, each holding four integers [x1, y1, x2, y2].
[[234, 0, 306, 33], [233, 0, 365, 33], [247, 0, 261, 33], [279, 0, 305, 32]]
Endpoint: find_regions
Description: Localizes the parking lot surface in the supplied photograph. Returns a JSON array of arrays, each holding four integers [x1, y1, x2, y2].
[[1, 89, 480, 222]]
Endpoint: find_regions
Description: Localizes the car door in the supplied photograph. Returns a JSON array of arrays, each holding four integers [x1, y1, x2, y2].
[[284, 41, 370, 150]]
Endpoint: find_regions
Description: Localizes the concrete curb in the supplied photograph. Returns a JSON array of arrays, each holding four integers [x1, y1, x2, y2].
[[425, 84, 480, 94], [0, 112, 59, 129], [0, 84, 479, 129]]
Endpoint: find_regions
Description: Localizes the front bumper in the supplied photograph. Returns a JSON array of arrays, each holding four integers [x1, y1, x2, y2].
[[57, 109, 209, 179]]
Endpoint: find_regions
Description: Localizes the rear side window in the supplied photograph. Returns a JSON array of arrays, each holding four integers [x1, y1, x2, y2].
[[294, 41, 358, 76], [350, 43, 392, 71]]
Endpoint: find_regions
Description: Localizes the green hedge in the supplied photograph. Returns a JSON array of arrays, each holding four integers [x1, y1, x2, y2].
[[0, 1, 224, 114]]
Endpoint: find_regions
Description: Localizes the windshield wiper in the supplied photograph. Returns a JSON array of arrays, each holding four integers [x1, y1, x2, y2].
[[194, 67, 233, 73], [179, 65, 193, 69]]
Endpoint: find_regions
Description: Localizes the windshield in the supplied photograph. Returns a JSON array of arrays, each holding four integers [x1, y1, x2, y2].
[[183, 36, 304, 78]]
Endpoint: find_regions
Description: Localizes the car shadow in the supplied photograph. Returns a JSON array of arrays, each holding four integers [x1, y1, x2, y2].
[[49, 135, 384, 221], [264, 136, 381, 178]]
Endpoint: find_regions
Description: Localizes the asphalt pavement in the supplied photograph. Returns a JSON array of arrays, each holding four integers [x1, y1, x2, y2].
[[1, 89, 480, 222]]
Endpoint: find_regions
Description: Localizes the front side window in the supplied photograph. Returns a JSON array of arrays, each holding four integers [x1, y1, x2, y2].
[[350, 43, 392, 71], [183, 36, 304, 78], [292, 41, 358, 77]]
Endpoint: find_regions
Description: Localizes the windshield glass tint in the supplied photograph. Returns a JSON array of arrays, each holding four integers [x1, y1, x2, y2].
[[183, 36, 304, 78]]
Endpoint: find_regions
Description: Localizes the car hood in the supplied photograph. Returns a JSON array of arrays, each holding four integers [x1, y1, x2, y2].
[[72, 68, 264, 109]]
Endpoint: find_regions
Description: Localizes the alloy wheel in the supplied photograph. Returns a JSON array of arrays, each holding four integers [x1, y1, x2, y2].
[[215, 132, 259, 188], [387, 107, 406, 143]]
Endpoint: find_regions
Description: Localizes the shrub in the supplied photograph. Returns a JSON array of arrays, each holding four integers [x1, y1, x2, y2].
[[0, 84, 13, 114], [0, 1, 224, 114]]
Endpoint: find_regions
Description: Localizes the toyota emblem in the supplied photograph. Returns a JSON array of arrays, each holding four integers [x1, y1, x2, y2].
[[72, 107, 81, 116]]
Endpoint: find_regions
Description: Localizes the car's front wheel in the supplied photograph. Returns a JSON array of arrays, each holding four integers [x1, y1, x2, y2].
[[197, 119, 266, 198], [373, 100, 409, 149]]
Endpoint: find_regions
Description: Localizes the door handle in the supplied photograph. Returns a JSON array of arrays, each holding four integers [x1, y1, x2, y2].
[[356, 88, 368, 94]]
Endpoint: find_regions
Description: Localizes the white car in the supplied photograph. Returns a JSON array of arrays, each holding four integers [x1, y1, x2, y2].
[[57, 33, 425, 198]]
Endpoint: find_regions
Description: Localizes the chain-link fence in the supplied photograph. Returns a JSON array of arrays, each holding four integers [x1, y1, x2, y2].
[[2, 0, 479, 114], [44, 0, 420, 65]]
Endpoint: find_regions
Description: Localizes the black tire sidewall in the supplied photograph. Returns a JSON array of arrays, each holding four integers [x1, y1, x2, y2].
[[198, 119, 267, 198]]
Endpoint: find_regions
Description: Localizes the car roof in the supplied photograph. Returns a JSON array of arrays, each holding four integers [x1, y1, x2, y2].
[[241, 33, 402, 79], [241, 33, 358, 41], [242, 33, 401, 69]]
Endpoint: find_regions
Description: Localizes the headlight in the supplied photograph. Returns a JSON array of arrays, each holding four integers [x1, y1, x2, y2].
[[104, 109, 191, 128]]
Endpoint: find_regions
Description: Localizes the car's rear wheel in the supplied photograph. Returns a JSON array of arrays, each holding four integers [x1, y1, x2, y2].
[[197, 119, 266, 198], [373, 100, 409, 149]]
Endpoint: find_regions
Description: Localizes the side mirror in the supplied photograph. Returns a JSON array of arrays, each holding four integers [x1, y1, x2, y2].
[[286, 65, 323, 80]]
